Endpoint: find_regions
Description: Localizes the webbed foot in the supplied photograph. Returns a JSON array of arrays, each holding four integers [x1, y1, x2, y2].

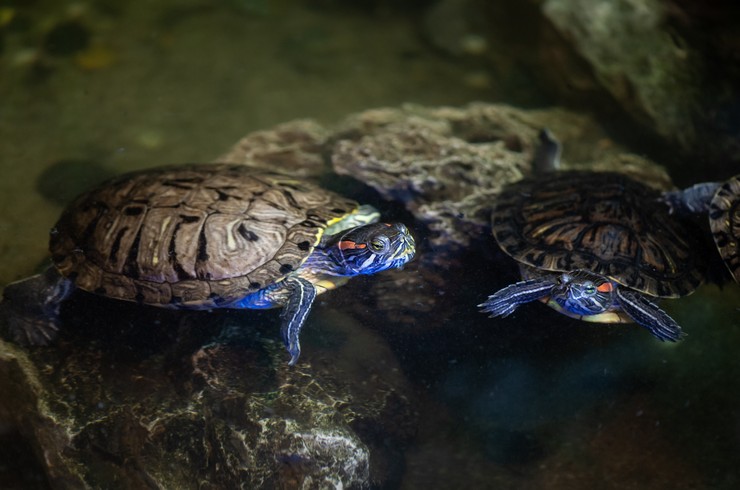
[[0, 267, 74, 346], [479, 278, 557, 318], [615, 288, 683, 342], [660, 182, 720, 215]]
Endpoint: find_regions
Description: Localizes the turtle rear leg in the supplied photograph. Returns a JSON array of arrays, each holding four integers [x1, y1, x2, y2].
[[479, 277, 557, 318], [660, 182, 720, 215], [1, 267, 74, 345], [615, 289, 683, 342]]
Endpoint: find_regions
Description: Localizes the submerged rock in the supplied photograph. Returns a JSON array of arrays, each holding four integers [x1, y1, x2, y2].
[[331, 102, 672, 253], [216, 119, 330, 178], [0, 296, 414, 489], [542, 0, 700, 148], [540, 0, 740, 168]]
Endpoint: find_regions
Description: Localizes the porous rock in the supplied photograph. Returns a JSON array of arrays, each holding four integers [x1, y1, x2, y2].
[[331, 102, 672, 252], [542, 0, 700, 149], [0, 300, 414, 489], [216, 119, 330, 178]]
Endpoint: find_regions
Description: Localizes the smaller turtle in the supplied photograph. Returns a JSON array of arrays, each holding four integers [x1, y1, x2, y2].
[[1, 164, 416, 365], [662, 175, 740, 283], [479, 135, 705, 341]]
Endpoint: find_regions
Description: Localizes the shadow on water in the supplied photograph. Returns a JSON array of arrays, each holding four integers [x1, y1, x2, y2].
[[56, 289, 280, 385]]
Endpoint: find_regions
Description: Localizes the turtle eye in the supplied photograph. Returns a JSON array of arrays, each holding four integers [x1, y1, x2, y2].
[[368, 235, 390, 253], [583, 282, 597, 295]]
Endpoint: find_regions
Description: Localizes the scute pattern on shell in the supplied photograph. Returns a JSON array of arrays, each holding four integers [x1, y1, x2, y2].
[[709, 175, 740, 282], [49, 164, 358, 307], [492, 171, 704, 298]]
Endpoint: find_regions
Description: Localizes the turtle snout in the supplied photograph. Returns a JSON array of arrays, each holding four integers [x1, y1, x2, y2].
[[398, 225, 416, 260]]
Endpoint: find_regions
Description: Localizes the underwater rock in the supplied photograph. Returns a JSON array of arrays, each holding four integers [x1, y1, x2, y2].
[[331, 104, 532, 253], [216, 119, 330, 178], [542, 0, 700, 148], [540, 0, 740, 167], [0, 297, 415, 489], [216, 103, 673, 253], [331, 102, 672, 253]]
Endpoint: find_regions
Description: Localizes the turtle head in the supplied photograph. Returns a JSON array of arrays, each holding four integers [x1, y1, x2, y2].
[[550, 270, 615, 316], [327, 222, 415, 276]]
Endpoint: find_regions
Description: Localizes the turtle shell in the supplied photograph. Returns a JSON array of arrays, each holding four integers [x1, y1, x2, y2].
[[492, 171, 705, 298], [709, 174, 740, 282], [49, 164, 358, 308]]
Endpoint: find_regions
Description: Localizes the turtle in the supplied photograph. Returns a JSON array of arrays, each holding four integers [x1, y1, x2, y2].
[[0, 163, 416, 365], [478, 169, 706, 342], [661, 174, 739, 283]]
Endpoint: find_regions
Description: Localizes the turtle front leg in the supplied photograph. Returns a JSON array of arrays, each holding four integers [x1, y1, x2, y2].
[[479, 277, 557, 318], [278, 276, 317, 366], [1, 267, 75, 345], [615, 288, 683, 342]]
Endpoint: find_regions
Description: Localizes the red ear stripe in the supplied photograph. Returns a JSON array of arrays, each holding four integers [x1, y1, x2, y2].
[[338, 240, 366, 250], [597, 283, 614, 293]]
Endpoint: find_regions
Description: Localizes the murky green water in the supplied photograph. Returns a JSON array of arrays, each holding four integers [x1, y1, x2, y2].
[[1, 1, 738, 488]]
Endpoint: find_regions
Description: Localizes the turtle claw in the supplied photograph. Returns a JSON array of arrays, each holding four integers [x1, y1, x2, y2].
[[286, 342, 301, 367], [280, 318, 303, 366], [479, 295, 519, 318]]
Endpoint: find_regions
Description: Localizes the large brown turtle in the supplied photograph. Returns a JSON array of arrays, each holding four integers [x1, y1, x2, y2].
[[1, 164, 416, 364]]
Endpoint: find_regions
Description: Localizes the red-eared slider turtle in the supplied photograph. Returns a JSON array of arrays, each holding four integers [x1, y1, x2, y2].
[[479, 170, 706, 341], [1, 164, 416, 364], [662, 174, 739, 283]]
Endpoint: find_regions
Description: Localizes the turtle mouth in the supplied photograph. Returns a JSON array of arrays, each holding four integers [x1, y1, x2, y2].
[[400, 233, 416, 261], [550, 274, 572, 298], [376, 235, 415, 272]]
